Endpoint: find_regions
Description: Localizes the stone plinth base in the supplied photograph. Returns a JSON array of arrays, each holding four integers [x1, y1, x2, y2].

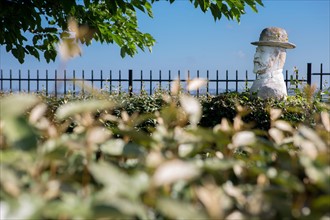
[[250, 71, 287, 100]]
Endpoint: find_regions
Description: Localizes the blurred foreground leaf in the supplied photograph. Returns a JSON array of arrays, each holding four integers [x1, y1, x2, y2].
[[152, 159, 201, 186], [100, 139, 145, 158], [89, 161, 149, 200], [0, 94, 39, 119], [2, 117, 37, 150], [56, 99, 114, 120], [156, 197, 208, 219]]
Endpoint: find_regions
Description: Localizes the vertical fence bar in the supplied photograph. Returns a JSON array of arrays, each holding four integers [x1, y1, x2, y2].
[[28, 70, 30, 93], [235, 70, 238, 92], [0, 70, 3, 91], [18, 70, 21, 92], [140, 70, 143, 92], [109, 70, 112, 93], [159, 70, 162, 91], [295, 69, 298, 89], [307, 63, 312, 85], [119, 70, 122, 93], [9, 70, 12, 92], [320, 63, 323, 90], [207, 70, 209, 94], [37, 70, 39, 92], [91, 70, 94, 90], [285, 70, 288, 90], [216, 70, 219, 95], [149, 70, 152, 95], [197, 70, 200, 97], [168, 70, 171, 92], [55, 70, 57, 97], [73, 70, 76, 96], [226, 70, 228, 92], [82, 70, 85, 95], [64, 69, 67, 95], [129, 69, 133, 96], [100, 70, 103, 90], [245, 70, 248, 91], [46, 70, 48, 96]]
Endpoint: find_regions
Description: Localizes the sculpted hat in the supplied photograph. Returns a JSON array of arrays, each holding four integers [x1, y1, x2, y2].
[[251, 27, 296, 49]]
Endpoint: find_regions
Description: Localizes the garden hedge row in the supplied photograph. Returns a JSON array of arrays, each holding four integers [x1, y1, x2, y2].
[[0, 90, 329, 220]]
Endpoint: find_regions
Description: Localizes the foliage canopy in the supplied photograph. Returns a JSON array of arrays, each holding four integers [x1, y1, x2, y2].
[[0, 0, 263, 63]]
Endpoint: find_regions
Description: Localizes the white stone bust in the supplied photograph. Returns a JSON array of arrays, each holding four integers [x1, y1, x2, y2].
[[250, 27, 296, 99]]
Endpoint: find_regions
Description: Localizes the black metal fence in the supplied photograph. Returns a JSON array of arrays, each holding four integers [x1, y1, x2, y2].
[[0, 63, 328, 97], [307, 63, 329, 91]]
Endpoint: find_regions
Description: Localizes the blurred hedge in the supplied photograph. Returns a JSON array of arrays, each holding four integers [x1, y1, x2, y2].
[[42, 90, 326, 131], [1, 90, 329, 220]]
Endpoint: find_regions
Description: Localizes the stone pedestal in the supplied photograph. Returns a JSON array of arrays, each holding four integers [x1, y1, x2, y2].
[[250, 71, 287, 99]]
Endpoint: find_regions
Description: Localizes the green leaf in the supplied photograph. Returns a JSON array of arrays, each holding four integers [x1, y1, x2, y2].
[[202, 158, 243, 171], [62, 0, 76, 13], [114, 129, 153, 147], [0, 94, 40, 119], [256, 0, 264, 6], [41, 194, 92, 219], [83, 0, 90, 7], [41, 138, 69, 161], [132, 0, 146, 13], [12, 48, 20, 62], [100, 139, 145, 158], [89, 162, 149, 200], [198, 0, 207, 12], [116, 0, 127, 12], [3, 117, 38, 151], [153, 159, 201, 186], [300, 156, 330, 191], [180, 94, 202, 126], [144, 1, 153, 17], [120, 46, 127, 58], [312, 195, 330, 210], [44, 50, 51, 63], [156, 197, 208, 219], [1, 194, 44, 219], [216, 0, 223, 9], [112, 34, 123, 46], [246, 0, 258, 13], [105, 0, 118, 14], [92, 196, 148, 219], [270, 169, 305, 193], [6, 44, 12, 52], [26, 45, 40, 60], [210, 4, 222, 21], [56, 99, 115, 120], [0, 164, 21, 196]]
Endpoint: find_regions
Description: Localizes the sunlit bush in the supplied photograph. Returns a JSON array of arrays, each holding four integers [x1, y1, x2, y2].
[[0, 89, 329, 219]]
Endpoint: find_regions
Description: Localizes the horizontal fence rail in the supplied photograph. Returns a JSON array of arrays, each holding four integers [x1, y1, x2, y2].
[[0, 63, 328, 98]]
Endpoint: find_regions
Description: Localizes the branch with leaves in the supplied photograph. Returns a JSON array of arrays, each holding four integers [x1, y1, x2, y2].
[[0, 0, 263, 63]]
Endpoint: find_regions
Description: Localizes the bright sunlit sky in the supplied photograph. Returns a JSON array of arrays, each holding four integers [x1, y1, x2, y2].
[[0, 0, 329, 78]]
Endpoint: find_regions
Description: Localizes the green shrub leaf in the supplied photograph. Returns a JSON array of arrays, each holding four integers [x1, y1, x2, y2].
[[56, 100, 114, 120], [0, 94, 39, 119], [156, 197, 208, 219]]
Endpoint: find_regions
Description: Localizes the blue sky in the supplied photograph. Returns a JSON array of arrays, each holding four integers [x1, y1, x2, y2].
[[0, 0, 329, 80]]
